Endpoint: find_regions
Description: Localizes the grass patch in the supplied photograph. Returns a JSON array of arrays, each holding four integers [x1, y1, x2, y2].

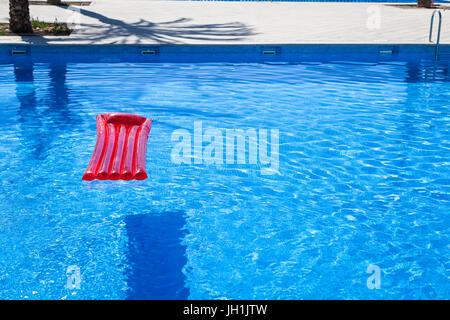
[[31, 18, 72, 36], [0, 18, 72, 36], [0, 24, 9, 35], [31, 19, 54, 30]]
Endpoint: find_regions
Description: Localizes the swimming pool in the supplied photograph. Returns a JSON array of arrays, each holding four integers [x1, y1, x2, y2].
[[0, 48, 449, 299]]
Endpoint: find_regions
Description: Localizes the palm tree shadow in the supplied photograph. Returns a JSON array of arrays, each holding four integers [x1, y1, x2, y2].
[[21, 7, 256, 44]]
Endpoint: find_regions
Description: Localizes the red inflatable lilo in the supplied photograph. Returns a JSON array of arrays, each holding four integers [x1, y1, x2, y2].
[[83, 113, 152, 181]]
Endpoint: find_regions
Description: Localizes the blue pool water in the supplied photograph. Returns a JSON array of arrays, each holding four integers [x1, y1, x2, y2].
[[0, 57, 449, 299]]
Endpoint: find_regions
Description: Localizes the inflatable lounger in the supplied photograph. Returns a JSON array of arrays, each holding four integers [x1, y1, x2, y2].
[[83, 113, 152, 181]]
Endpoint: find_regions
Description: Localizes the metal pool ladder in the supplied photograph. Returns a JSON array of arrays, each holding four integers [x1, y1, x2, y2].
[[429, 9, 442, 61]]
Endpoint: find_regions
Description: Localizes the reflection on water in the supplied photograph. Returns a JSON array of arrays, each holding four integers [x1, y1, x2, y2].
[[46, 63, 80, 127], [14, 62, 81, 160], [14, 62, 45, 160], [405, 61, 449, 83], [125, 212, 189, 300]]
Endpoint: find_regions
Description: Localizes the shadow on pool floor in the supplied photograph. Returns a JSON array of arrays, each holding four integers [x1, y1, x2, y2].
[[125, 211, 189, 300]]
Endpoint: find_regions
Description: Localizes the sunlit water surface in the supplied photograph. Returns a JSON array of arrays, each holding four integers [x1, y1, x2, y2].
[[0, 59, 448, 299]]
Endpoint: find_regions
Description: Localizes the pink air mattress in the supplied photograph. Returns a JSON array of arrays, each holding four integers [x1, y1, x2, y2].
[[82, 113, 152, 181]]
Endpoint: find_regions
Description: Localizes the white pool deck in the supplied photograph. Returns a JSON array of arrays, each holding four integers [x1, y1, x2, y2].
[[0, 0, 449, 45]]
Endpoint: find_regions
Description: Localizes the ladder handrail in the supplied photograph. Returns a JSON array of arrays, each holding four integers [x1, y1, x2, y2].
[[429, 9, 442, 61]]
